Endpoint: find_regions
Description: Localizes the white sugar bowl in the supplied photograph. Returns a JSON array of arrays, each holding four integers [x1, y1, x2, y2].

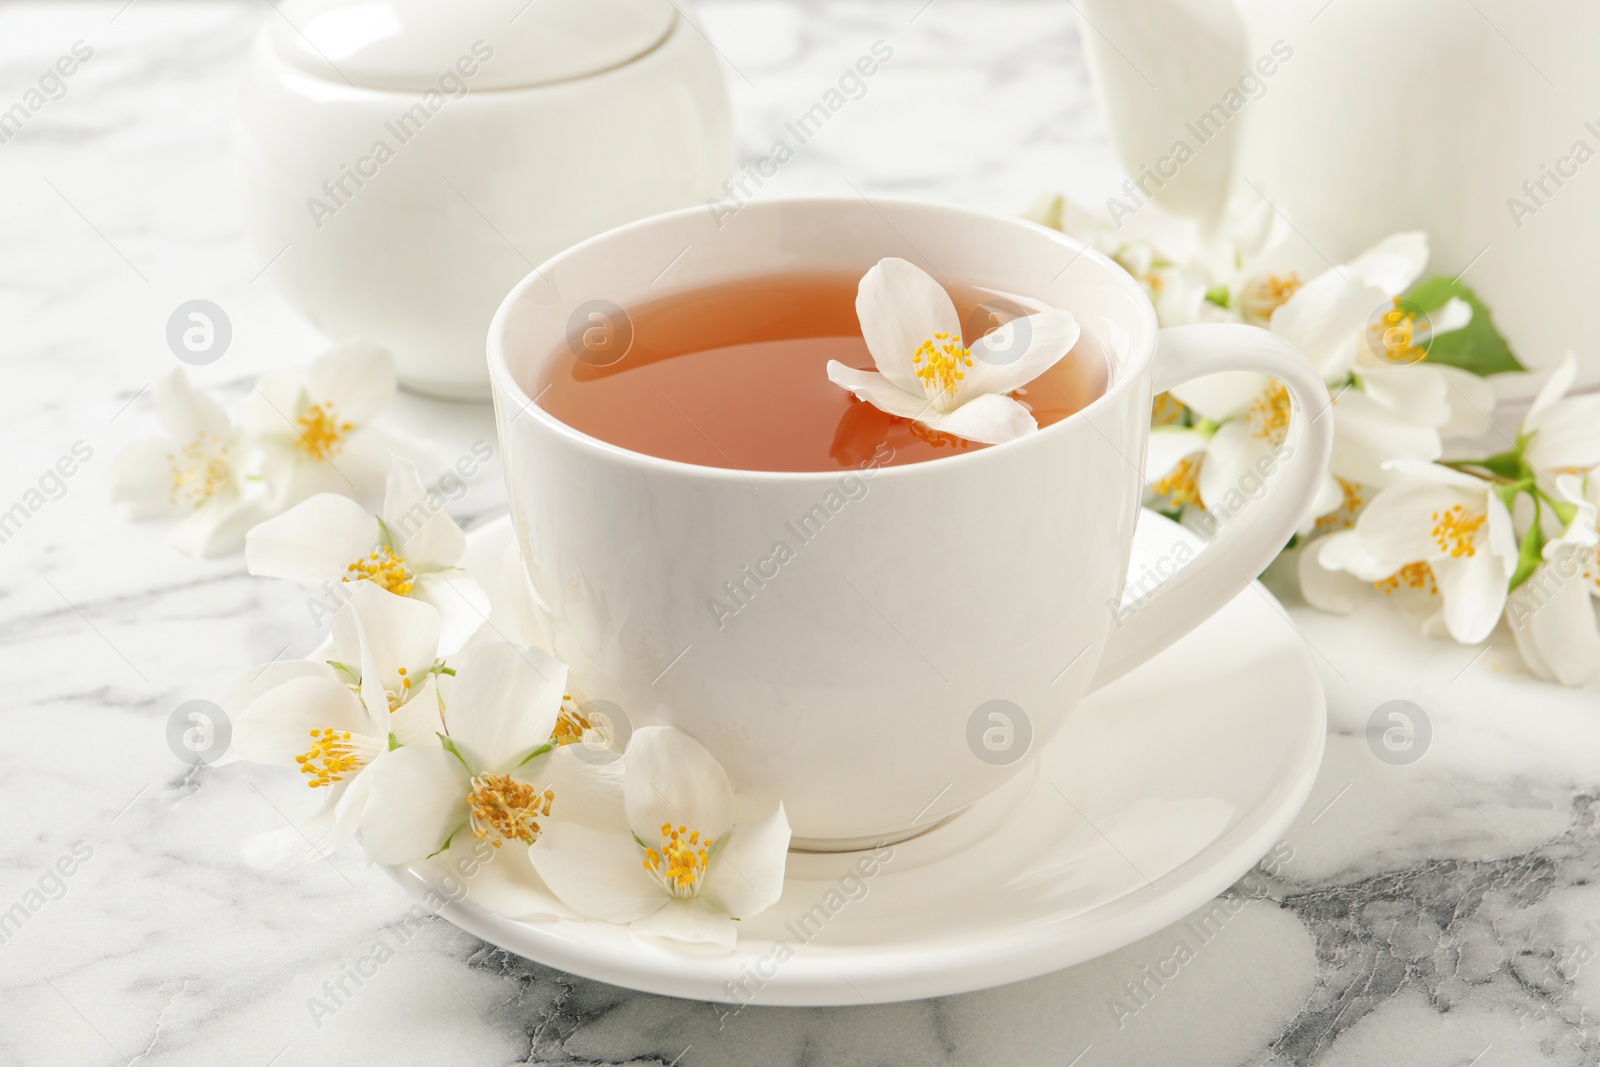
[[237, 0, 732, 398]]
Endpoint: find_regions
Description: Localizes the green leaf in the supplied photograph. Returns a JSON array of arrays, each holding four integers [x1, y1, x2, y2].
[[1204, 285, 1231, 309], [1402, 275, 1526, 377], [1509, 501, 1544, 592]]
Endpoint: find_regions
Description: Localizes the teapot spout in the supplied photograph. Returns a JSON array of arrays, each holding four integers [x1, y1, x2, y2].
[[1075, 0, 1251, 226]]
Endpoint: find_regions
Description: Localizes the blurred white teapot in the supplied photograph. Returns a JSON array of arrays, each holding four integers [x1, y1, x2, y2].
[[238, 0, 731, 398], [1078, 0, 1600, 395]]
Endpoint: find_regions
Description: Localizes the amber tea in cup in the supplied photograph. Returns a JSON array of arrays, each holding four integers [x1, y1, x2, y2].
[[535, 272, 1110, 471]]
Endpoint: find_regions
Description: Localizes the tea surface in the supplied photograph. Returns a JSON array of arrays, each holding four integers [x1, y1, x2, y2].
[[534, 272, 1110, 472]]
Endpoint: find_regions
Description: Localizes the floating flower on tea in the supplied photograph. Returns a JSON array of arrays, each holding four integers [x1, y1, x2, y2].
[[825, 257, 1080, 445]]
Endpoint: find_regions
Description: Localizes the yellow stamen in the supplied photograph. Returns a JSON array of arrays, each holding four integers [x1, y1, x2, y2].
[[1371, 299, 1428, 366], [295, 728, 365, 788], [167, 433, 233, 507], [1151, 391, 1190, 427], [468, 773, 554, 848], [912, 332, 974, 396], [1375, 562, 1438, 595], [1431, 504, 1485, 558], [295, 402, 356, 460], [345, 545, 413, 596], [552, 696, 592, 746], [1239, 273, 1302, 326], [1315, 476, 1366, 531], [1248, 382, 1292, 445], [640, 821, 713, 899], [1151, 455, 1202, 509]]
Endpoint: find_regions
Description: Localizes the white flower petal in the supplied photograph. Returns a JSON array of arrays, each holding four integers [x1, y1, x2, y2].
[[238, 372, 305, 442], [624, 727, 734, 843], [1525, 393, 1600, 474], [925, 392, 1037, 445], [232, 675, 378, 769], [444, 641, 565, 773], [110, 439, 186, 519], [1526, 353, 1578, 425], [825, 362, 933, 421], [411, 572, 492, 656], [1195, 419, 1270, 518], [357, 744, 469, 865], [1169, 371, 1271, 423], [432, 836, 575, 921], [241, 774, 372, 871], [1351, 481, 1464, 569], [630, 898, 737, 951], [1346, 231, 1428, 296], [1354, 362, 1450, 430], [1506, 551, 1600, 687], [245, 494, 378, 585], [1315, 526, 1398, 582], [1429, 297, 1473, 337], [1145, 428, 1209, 482], [700, 802, 790, 919], [152, 368, 232, 442], [855, 257, 963, 396], [215, 658, 338, 721], [1298, 536, 1376, 614], [383, 456, 465, 571], [1382, 460, 1493, 492], [389, 671, 445, 747], [307, 341, 395, 425], [528, 819, 667, 923], [168, 490, 271, 559], [1151, 267, 1210, 327], [962, 309, 1080, 400], [1298, 473, 1346, 537], [1272, 272, 1388, 382], [1486, 488, 1519, 571], [349, 581, 442, 732], [1431, 552, 1509, 645], [1330, 390, 1442, 487], [536, 744, 627, 830]]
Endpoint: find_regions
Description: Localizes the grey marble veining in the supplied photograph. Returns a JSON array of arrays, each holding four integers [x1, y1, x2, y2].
[[3, 1, 1600, 1064]]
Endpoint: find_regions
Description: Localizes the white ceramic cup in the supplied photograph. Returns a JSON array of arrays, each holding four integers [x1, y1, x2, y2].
[[488, 197, 1333, 848]]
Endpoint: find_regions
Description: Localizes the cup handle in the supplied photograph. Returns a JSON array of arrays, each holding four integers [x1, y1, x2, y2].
[[1089, 323, 1335, 690]]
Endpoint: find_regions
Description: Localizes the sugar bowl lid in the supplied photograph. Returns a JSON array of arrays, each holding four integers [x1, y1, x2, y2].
[[267, 0, 678, 91]]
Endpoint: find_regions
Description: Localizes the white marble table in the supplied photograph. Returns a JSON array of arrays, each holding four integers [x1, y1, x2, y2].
[[3, 2, 1599, 1064]]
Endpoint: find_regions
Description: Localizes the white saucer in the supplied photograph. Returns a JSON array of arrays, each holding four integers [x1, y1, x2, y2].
[[385, 509, 1326, 1006]]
